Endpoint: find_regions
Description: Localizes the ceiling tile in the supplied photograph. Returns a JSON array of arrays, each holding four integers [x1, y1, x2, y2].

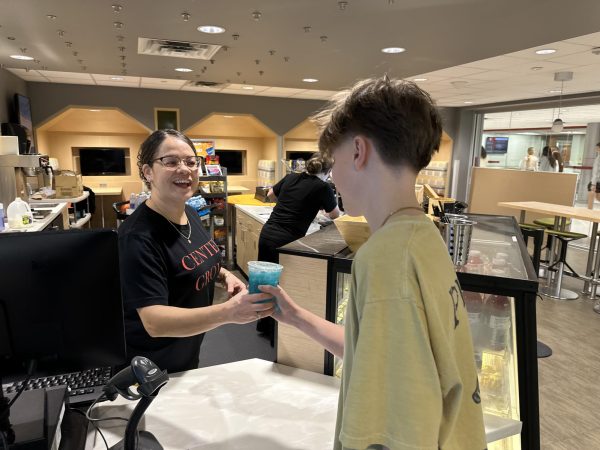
[[564, 32, 600, 47], [38, 70, 94, 80], [91, 73, 141, 83], [508, 41, 592, 60], [95, 80, 140, 88], [45, 77, 96, 85], [141, 77, 186, 86], [143, 83, 184, 91]]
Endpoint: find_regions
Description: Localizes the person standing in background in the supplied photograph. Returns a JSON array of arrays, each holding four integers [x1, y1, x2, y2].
[[539, 146, 557, 172], [552, 146, 564, 172], [519, 147, 539, 171], [587, 142, 600, 209]]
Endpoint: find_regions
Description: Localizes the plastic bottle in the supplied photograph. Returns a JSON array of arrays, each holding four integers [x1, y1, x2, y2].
[[7, 197, 33, 229], [487, 295, 511, 351], [463, 291, 485, 370], [464, 250, 485, 274], [0, 203, 4, 231], [129, 193, 137, 210]]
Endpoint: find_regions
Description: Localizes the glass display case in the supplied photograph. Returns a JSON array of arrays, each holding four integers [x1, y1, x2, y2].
[[278, 214, 539, 450]]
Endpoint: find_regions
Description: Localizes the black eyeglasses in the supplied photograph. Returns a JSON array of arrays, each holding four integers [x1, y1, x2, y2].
[[151, 155, 201, 170]]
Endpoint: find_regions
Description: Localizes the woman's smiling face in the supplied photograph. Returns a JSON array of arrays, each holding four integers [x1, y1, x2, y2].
[[143, 135, 199, 204]]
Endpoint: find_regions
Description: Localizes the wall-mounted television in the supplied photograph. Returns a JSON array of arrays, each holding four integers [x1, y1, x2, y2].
[[485, 136, 509, 154], [286, 150, 315, 161], [215, 149, 245, 175], [79, 148, 127, 176], [14, 93, 33, 139]]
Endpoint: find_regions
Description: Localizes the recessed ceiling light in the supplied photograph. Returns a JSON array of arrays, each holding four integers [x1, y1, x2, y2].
[[381, 47, 406, 54], [531, 66, 543, 71], [223, 115, 234, 118], [302, 78, 318, 83], [241, 86, 254, 90], [89, 109, 101, 112], [46, 14, 57, 20], [549, 89, 562, 93], [175, 67, 193, 72], [198, 25, 226, 34], [111, 76, 124, 81], [463, 101, 473, 104], [413, 78, 427, 82], [535, 48, 556, 55], [10, 54, 34, 61]]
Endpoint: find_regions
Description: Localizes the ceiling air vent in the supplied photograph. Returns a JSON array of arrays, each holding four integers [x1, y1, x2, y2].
[[138, 37, 221, 60], [185, 80, 227, 88]]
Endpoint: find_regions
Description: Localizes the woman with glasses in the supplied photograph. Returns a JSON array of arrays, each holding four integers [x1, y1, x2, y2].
[[118, 129, 274, 373], [256, 152, 340, 343]]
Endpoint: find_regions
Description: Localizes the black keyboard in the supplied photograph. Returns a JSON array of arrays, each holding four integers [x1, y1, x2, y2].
[[2, 367, 112, 407]]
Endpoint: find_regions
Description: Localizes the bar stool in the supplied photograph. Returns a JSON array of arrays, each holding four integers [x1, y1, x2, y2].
[[540, 229, 587, 300], [533, 217, 572, 265], [518, 223, 545, 275], [518, 223, 553, 358]]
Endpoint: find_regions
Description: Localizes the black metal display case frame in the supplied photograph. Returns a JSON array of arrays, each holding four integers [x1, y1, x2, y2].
[[279, 213, 540, 450]]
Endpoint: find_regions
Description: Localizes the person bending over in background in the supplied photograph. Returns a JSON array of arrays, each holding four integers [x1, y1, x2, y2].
[[256, 77, 486, 449], [258, 151, 340, 263], [256, 151, 340, 343], [588, 142, 600, 209], [539, 145, 557, 172], [118, 129, 274, 373]]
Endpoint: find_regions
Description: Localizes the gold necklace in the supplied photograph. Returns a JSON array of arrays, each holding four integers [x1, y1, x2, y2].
[[164, 213, 192, 243], [147, 200, 192, 243], [380, 206, 423, 228]]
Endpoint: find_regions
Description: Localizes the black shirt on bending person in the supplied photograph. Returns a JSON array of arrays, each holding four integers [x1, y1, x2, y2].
[[263, 172, 337, 244]]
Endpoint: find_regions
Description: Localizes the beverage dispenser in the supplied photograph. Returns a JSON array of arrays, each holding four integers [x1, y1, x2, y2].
[[0, 153, 45, 214]]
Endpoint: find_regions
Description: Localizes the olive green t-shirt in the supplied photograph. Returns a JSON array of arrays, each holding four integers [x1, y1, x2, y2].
[[335, 214, 486, 450]]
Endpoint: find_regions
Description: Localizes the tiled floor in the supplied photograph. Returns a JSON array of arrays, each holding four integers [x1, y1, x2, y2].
[[535, 211, 600, 449]]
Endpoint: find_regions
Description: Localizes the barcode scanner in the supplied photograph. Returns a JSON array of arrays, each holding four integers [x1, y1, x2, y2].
[[103, 356, 168, 401], [100, 356, 169, 450]]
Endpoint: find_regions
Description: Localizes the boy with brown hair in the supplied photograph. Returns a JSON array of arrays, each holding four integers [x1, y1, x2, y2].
[[258, 76, 486, 449]]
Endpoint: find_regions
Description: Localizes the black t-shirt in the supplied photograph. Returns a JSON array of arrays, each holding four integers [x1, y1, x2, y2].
[[118, 202, 222, 373], [261, 172, 337, 243]]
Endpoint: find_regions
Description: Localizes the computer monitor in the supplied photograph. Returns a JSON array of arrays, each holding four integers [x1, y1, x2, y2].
[[0, 229, 126, 377]]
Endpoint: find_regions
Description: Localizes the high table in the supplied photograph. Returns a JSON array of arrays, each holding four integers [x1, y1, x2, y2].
[[498, 201, 600, 299], [93, 186, 123, 228], [87, 359, 521, 449]]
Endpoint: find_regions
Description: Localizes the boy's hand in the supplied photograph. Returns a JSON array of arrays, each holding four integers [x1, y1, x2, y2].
[[258, 285, 299, 326]]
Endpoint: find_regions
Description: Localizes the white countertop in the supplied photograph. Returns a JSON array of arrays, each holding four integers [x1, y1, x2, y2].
[[1, 202, 67, 233], [88, 359, 521, 449], [235, 204, 321, 234], [235, 204, 274, 224]]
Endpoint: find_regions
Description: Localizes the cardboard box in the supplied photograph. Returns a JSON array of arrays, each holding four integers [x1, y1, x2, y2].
[[55, 174, 83, 198]]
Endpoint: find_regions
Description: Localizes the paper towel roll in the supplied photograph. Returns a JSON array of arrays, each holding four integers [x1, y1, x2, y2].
[[0, 136, 19, 155]]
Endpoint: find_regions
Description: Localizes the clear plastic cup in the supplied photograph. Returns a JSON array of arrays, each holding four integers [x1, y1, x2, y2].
[[247, 261, 283, 303]]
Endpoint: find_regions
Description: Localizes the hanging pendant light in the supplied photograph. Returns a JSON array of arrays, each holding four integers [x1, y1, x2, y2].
[[551, 71, 573, 133]]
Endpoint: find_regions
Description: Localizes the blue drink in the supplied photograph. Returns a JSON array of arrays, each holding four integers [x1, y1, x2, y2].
[[247, 261, 283, 303]]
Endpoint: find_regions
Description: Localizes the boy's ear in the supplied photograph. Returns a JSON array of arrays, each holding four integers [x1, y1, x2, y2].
[[353, 135, 370, 171]]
